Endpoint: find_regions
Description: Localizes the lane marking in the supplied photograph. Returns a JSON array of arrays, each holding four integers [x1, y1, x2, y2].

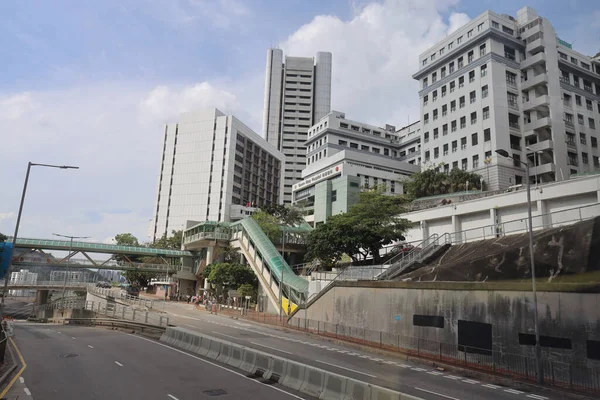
[[399, 364, 411, 368], [18, 377, 24, 383], [115, 361, 123, 367], [167, 395, 179, 400], [24, 388, 31, 396], [443, 375, 461, 380], [211, 331, 239, 341], [72, 337, 76, 339], [505, 389, 524, 394], [129, 335, 307, 400], [462, 379, 479, 384], [526, 395, 548, 400], [0, 338, 27, 398], [314, 360, 377, 378], [482, 384, 501, 389], [249, 342, 293, 355], [88, 345, 94, 349], [415, 387, 461, 400], [427, 371, 444, 376]]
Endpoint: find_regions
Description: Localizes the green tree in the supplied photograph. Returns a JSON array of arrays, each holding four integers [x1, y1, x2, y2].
[[252, 211, 281, 243], [121, 270, 158, 288], [114, 233, 139, 246], [0, 232, 7, 242], [152, 230, 183, 250], [206, 262, 257, 298], [237, 283, 257, 301], [260, 204, 304, 226], [404, 165, 484, 199], [217, 244, 240, 263], [306, 189, 411, 264]]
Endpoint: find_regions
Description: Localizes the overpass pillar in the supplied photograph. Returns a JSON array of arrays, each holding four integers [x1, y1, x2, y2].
[[206, 246, 215, 265], [35, 290, 49, 305]]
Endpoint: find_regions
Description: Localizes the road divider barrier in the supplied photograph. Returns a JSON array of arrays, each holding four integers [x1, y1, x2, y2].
[[160, 326, 423, 400]]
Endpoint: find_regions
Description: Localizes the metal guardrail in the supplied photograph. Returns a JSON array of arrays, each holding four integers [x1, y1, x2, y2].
[[1, 280, 90, 289], [87, 285, 154, 309], [64, 318, 166, 333]]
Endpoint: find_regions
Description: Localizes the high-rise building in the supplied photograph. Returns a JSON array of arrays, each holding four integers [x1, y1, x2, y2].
[[413, 6, 600, 190], [292, 111, 421, 225], [150, 108, 285, 242], [262, 48, 332, 203]]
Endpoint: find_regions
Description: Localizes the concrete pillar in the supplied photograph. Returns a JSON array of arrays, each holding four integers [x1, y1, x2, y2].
[[421, 221, 429, 243], [538, 199, 550, 229], [206, 246, 215, 265], [35, 289, 49, 305], [451, 215, 460, 243]]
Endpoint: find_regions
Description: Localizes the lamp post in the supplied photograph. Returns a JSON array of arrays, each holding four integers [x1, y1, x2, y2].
[[495, 149, 543, 383], [279, 228, 285, 321], [1, 162, 79, 314], [53, 233, 90, 303]]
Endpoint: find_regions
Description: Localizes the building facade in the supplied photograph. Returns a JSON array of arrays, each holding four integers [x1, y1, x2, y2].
[[150, 108, 285, 242], [413, 6, 600, 190], [262, 48, 333, 203], [9, 269, 38, 297], [292, 111, 421, 225]]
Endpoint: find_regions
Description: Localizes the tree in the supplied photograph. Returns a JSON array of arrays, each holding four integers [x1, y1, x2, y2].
[[306, 189, 411, 265], [217, 245, 240, 263], [114, 233, 139, 247], [260, 204, 304, 226], [121, 270, 158, 288], [237, 283, 257, 301], [0, 233, 7, 242], [152, 230, 183, 250], [404, 165, 484, 199], [252, 211, 281, 243], [205, 262, 257, 298]]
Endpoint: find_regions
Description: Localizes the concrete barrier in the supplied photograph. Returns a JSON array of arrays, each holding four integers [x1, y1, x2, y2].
[[344, 378, 372, 400], [370, 385, 402, 400], [254, 353, 273, 377], [189, 335, 201, 354], [320, 373, 347, 400], [264, 357, 286, 382], [207, 338, 222, 359], [299, 366, 326, 398], [197, 336, 212, 357], [281, 361, 308, 391], [227, 345, 244, 369], [217, 341, 233, 365], [239, 348, 257, 374]]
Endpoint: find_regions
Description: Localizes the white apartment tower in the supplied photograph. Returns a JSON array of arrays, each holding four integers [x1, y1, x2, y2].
[[413, 7, 600, 190], [150, 109, 285, 242], [262, 48, 332, 203]]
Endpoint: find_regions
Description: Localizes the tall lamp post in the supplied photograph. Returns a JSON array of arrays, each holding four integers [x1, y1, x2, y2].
[[495, 149, 543, 383], [1, 162, 79, 314], [53, 233, 90, 302]]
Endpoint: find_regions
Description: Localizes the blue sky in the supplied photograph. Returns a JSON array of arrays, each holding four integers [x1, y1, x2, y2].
[[0, 0, 598, 244]]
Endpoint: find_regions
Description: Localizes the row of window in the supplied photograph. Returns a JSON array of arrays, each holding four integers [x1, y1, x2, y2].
[[423, 65, 490, 107], [559, 69, 600, 96], [566, 151, 600, 167], [565, 132, 599, 149], [308, 120, 328, 137], [558, 52, 600, 75], [563, 93, 600, 114], [423, 44, 489, 89], [564, 113, 597, 129], [422, 18, 514, 67], [424, 129, 491, 161], [424, 87, 490, 125]]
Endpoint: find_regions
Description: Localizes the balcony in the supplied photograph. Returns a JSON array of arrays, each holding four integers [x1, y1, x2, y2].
[[524, 116, 551, 132], [530, 163, 556, 176], [522, 95, 550, 111], [508, 100, 519, 111], [526, 37, 544, 53], [564, 119, 574, 128], [520, 52, 546, 69], [509, 122, 521, 133], [521, 73, 548, 90], [510, 143, 522, 151], [566, 139, 577, 149], [526, 139, 554, 153]]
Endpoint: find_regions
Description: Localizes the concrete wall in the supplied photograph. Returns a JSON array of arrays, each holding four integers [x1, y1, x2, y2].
[[306, 281, 600, 366]]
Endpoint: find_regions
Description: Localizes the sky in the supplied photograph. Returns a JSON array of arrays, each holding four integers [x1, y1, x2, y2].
[[1, 0, 599, 245]]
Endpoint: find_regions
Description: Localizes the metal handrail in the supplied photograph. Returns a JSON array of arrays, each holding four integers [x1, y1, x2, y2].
[[381, 233, 451, 280]]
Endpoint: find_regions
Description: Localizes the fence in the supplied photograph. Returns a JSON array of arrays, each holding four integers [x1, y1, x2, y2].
[[213, 306, 599, 396], [87, 285, 154, 309]]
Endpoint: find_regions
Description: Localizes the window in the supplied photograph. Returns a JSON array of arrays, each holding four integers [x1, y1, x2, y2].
[[457, 36, 463, 45], [481, 64, 487, 77], [444, 164, 450, 174], [423, 77, 428, 88], [571, 56, 578, 65], [471, 133, 478, 146], [469, 70, 475, 83], [590, 118, 596, 130], [492, 21, 499, 29], [442, 104, 447, 116], [479, 43, 486, 56], [583, 152, 589, 164], [467, 29, 473, 38], [441, 67, 446, 79], [449, 62, 455, 74], [361, 145, 370, 151], [595, 156, 600, 168], [459, 96, 465, 108], [587, 100, 593, 111], [338, 140, 347, 146], [461, 158, 468, 170], [461, 137, 467, 149], [473, 154, 479, 168], [372, 148, 380, 154], [434, 147, 439, 158], [443, 124, 448, 136], [470, 112, 477, 125], [576, 95, 582, 106], [458, 56, 463, 69], [581, 62, 590, 71], [459, 76, 464, 88], [578, 114, 584, 125], [331, 190, 337, 202], [350, 142, 358, 149], [483, 106, 490, 120], [431, 53, 436, 61], [441, 86, 447, 98], [443, 143, 449, 155], [432, 72, 437, 83], [581, 133, 587, 145], [559, 52, 568, 60], [482, 85, 488, 98], [460, 116, 466, 129], [506, 71, 517, 86], [423, 95, 428, 106], [424, 113, 429, 125], [592, 137, 598, 148], [433, 90, 438, 102], [452, 140, 457, 152], [470, 90, 476, 103], [484, 128, 491, 142], [451, 120, 457, 132], [507, 92, 518, 108], [477, 22, 484, 32], [485, 150, 492, 159], [433, 128, 439, 139], [452, 161, 458, 170], [450, 81, 455, 92], [424, 131, 429, 143], [451, 100, 456, 112], [384, 148, 389, 156], [448, 41, 453, 50], [502, 25, 514, 35], [424, 151, 430, 162], [440, 48, 445, 56], [433, 109, 438, 120]]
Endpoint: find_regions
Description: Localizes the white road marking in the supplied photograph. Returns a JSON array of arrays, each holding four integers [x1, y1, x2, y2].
[[384, 361, 397, 365], [167, 395, 179, 400], [211, 331, 239, 341], [72, 336, 76, 339], [115, 361, 123, 367], [504, 389, 524, 394], [427, 371, 444, 375], [130, 335, 307, 399], [57, 331, 61, 334], [24, 388, 31, 396], [443, 375, 461, 380], [482, 384, 501, 389], [249, 342, 293, 355], [462, 379, 479, 384], [314, 360, 377, 378], [415, 387, 461, 400], [399, 364, 411, 368], [18, 377, 24, 383], [526, 395, 548, 400], [412, 367, 427, 371], [88, 345, 94, 349]]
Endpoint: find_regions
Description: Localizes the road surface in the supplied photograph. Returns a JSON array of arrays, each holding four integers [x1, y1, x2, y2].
[[9, 322, 313, 400], [159, 300, 559, 400]]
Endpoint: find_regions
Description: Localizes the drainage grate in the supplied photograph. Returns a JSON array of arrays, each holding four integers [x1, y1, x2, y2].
[[202, 389, 227, 396], [58, 353, 79, 358]]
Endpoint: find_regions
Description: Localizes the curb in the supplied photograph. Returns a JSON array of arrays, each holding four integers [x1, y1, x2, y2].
[[0, 339, 19, 393]]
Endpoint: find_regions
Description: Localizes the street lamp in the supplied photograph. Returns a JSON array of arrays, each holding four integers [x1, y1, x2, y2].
[[53, 233, 90, 302], [495, 149, 543, 383], [1, 162, 79, 313]]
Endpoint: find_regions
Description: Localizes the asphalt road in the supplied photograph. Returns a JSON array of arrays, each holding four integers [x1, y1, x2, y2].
[[10, 322, 314, 400], [160, 301, 560, 400]]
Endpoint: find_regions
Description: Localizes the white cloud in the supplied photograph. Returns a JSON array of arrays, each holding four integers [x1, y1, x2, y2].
[[0, 213, 15, 223], [0, 93, 35, 121], [280, 0, 470, 126]]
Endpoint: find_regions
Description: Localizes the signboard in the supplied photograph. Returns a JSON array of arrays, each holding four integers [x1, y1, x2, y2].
[[293, 164, 343, 191], [0, 242, 13, 281]]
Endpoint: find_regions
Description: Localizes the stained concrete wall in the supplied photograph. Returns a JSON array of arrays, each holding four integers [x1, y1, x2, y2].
[[305, 281, 600, 366]]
